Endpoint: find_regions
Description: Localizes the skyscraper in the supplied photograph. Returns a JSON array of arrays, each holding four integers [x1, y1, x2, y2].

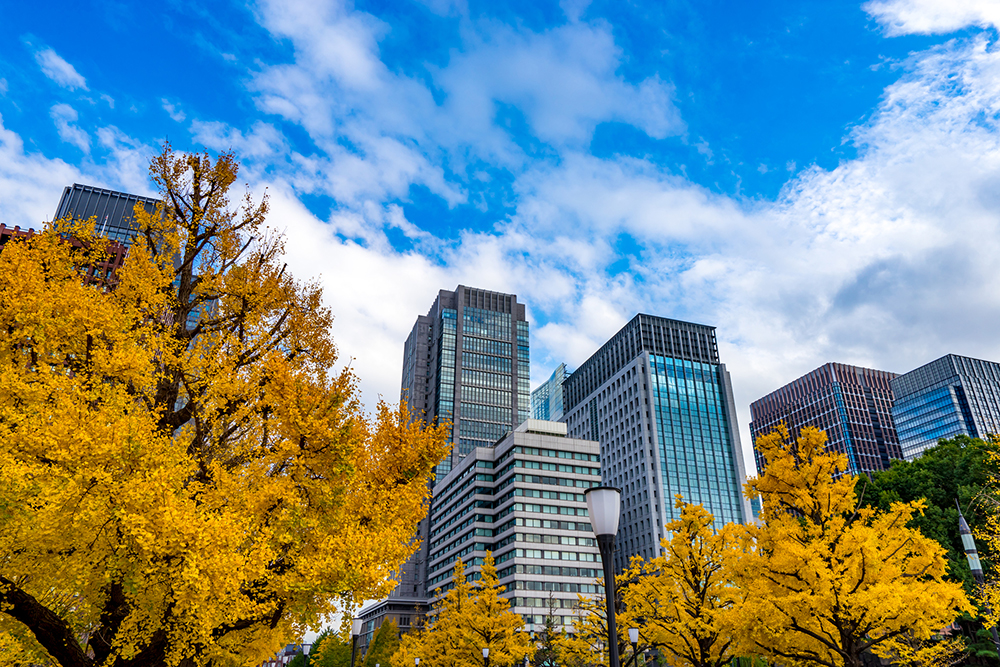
[[531, 363, 573, 422], [357, 287, 529, 640], [892, 354, 1000, 460], [563, 314, 751, 572], [749, 363, 902, 476], [401, 285, 529, 476]]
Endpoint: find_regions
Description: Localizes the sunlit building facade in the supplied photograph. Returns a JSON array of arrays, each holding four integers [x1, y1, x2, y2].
[[564, 314, 751, 572], [892, 354, 1000, 460]]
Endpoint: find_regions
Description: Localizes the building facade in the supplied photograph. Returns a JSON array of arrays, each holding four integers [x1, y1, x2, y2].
[[892, 354, 1000, 460], [531, 363, 573, 422], [749, 362, 902, 476], [425, 420, 603, 631], [54, 183, 159, 247], [401, 285, 530, 477], [563, 314, 751, 572]]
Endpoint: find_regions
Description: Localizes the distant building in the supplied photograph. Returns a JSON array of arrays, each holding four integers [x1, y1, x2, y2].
[[749, 363, 902, 476], [892, 354, 1000, 460], [531, 363, 573, 422], [425, 419, 602, 631], [54, 183, 159, 247], [564, 314, 751, 572]]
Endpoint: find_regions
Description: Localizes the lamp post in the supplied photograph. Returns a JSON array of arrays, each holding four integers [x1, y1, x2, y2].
[[350, 619, 363, 667], [414, 659, 420, 667], [586, 486, 622, 667], [958, 501, 1000, 658], [483, 647, 490, 667]]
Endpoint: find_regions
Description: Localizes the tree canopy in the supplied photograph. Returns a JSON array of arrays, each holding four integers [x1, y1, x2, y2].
[[363, 619, 401, 667], [0, 146, 449, 667], [393, 556, 530, 667], [729, 425, 972, 667], [619, 497, 740, 667]]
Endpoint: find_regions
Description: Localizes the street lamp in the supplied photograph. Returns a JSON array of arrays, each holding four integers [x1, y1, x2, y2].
[[958, 501, 1000, 658], [414, 659, 420, 667], [350, 619, 363, 667], [483, 647, 490, 667], [586, 486, 622, 667]]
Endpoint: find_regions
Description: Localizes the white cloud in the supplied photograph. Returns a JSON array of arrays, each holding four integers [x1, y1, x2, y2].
[[865, 0, 1000, 35], [35, 48, 88, 91], [161, 99, 186, 122], [243, 35, 1000, 474], [100, 93, 115, 109], [0, 79, 7, 96], [50, 103, 90, 153]]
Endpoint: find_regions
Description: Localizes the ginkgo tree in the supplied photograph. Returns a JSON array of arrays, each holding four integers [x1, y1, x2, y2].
[[393, 555, 531, 667], [619, 497, 741, 667], [0, 146, 449, 667], [729, 425, 972, 667]]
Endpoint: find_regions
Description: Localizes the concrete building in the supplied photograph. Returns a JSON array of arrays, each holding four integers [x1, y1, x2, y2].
[[425, 420, 603, 631], [531, 363, 573, 422], [892, 354, 1000, 460], [749, 363, 902, 476], [563, 314, 751, 572]]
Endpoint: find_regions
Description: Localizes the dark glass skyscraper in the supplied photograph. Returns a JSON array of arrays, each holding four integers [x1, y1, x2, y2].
[[401, 285, 529, 476], [892, 354, 1000, 460], [563, 314, 750, 572], [749, 363, 902, 476]]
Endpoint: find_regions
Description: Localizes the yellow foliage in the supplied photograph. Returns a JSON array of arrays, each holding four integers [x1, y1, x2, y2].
[[729, 425, 973, 667], [552, 594, 608, 667], [0, 147, 449, 667], [393, 555, 530, 667], [619, 497, 741, 667], [871, 633, 967, 667]]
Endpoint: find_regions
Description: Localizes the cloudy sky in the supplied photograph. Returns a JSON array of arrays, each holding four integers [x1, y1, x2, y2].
[[2, 0, 999, 472]]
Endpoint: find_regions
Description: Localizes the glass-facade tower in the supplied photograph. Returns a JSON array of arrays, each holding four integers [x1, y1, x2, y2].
[[563, 314, 751, 572], [749, 363, 902, 476], [892, 354, 1000, 460], [531, 363, 573, 422]]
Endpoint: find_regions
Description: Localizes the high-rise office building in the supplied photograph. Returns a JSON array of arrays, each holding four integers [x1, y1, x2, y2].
[[892, 354, 1000, 460], [54, 183, 159, 248], [401, 286, 529, 476], [749, 363, 902, 476], [359, 287, 529, 643], [563, 314, 751, 572], [531, 363, 573, 422]]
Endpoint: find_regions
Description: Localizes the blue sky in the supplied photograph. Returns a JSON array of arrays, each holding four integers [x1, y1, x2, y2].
[[2, 0, 1000, 470]]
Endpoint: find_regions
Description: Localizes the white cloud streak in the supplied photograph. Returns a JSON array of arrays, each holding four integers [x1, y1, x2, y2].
[[35, 48, 88, 91], [50, 103, 90, 153], [865, 0, 1000, 35]]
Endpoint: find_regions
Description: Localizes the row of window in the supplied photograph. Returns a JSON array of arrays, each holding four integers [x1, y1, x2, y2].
[[463, 335, 512, 357], [462, 368, 513, 390], [516, 473, 601, 489], [499, 564, 600, 579], [519, 533, 595, 546], [514, 580, 602, 594], [461, 402, 512, 424], [515, 446, 600, 462], [515, 548, 598, 561], [460, 385, 512, 407], [513, 597, 579, 609], [463, 352, 512, 374]]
